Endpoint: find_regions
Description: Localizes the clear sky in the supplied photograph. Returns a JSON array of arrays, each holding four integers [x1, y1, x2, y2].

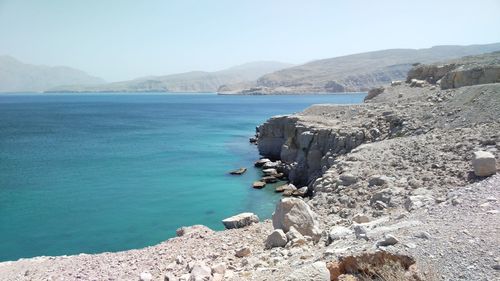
[[1, 0, 499, 81]]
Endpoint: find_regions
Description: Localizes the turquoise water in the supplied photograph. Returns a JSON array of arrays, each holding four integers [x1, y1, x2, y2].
[[0, 93, 364, 261]]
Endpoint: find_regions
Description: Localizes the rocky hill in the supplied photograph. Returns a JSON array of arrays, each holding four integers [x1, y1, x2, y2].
[[219, 42, 500, 94], [0, 56, 105, 93], [47, 61, 292, 93], [0, 54, 498, 281]]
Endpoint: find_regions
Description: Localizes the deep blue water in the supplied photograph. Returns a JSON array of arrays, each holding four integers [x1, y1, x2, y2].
[[0, 93, 365, 261]]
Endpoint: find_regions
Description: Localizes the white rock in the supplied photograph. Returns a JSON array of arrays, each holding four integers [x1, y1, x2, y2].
[[255, 158, 271, 167], [286, 226, 304, 241], [263, 161, 280, 169], [139, 271, 152, 281], [376, 234, 399, 247], [222, 212, 259, 229], [263, 168, 278, 176], [472, 151, 496, 177], [327, 226, 352, 244], [352, 214, 370, 223], [286, 261, 330, 281], [176, 225, 213, 237], [189, 261, 212, 281], [265, 229, 288, 249], [211, 262, 226, 275], [272, 198, 322, 242]]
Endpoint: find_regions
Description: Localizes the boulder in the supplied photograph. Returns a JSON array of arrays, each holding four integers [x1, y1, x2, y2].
[[286, 226, 304, 240], [254, 158, 271, 167], [292, 186, 308, 197], [262, 175, 279, 183], [376, 234, 399, 247], [265, 229, 288, 249], [353, 225, 369, 240], [272, 198, 322, 242], [263, 161, 281, 169], [262, 168, 278, 176], [286, 261, 330, 281], [253, 181, 266, 189], [189, 261, 212, 281], [222, 212, 259, 229], [472, 151, 496, 177], [276, 184, 297, 193]]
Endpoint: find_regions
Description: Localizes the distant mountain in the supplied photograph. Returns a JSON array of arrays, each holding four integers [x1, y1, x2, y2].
[[219, 42, 500, 94], [48, 61, 293, 93], [0, 56, 105, 92]]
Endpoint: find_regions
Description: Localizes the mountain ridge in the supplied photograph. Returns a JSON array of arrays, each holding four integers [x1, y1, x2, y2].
[[46, 61, 293, 93], [0, 56, 105, 93], [218, 42, 500, 94]]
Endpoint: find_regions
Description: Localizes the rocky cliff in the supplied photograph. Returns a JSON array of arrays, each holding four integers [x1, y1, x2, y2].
[[406, 51, 500, 89], [1, 54, 499, 281]]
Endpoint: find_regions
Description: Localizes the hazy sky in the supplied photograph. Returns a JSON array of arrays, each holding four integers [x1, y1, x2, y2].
[[1, 0, 499, 82]]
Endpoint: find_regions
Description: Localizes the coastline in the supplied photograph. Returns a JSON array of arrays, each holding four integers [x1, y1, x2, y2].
[[1, 61, 499, 280]]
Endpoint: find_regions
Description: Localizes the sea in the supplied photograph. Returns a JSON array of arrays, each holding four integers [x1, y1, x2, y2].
[[0, 92, 365, 261]]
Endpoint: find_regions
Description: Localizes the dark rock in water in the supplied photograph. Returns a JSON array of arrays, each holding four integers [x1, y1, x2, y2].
[[262, 175, 278, 183], [253, 181, 266, 189], [229, 168, 247, 175], [249, 137, 258, 143]]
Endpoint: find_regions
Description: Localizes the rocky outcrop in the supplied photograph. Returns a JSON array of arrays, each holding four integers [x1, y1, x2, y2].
[[257, 107, 396, 186], [406, 63, 456, 84], [472, 151, 497, 177], [440, 65, 500, 89], [364, 87, 384, 101], [265, 229, 288, 249], [272, 198, 322, 242]]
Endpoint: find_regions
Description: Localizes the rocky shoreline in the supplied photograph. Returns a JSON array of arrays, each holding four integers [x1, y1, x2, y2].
[[1, 54, 499, 281]]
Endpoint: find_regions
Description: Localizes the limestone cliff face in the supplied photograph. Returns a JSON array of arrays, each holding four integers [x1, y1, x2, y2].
[[406, 51, 500, 90], [440, 65, 500, 89], [257, 114, 381, 186]]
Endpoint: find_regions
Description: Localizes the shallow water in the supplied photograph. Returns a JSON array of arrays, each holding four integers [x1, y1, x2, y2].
[[0, 92, 365, 261]]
